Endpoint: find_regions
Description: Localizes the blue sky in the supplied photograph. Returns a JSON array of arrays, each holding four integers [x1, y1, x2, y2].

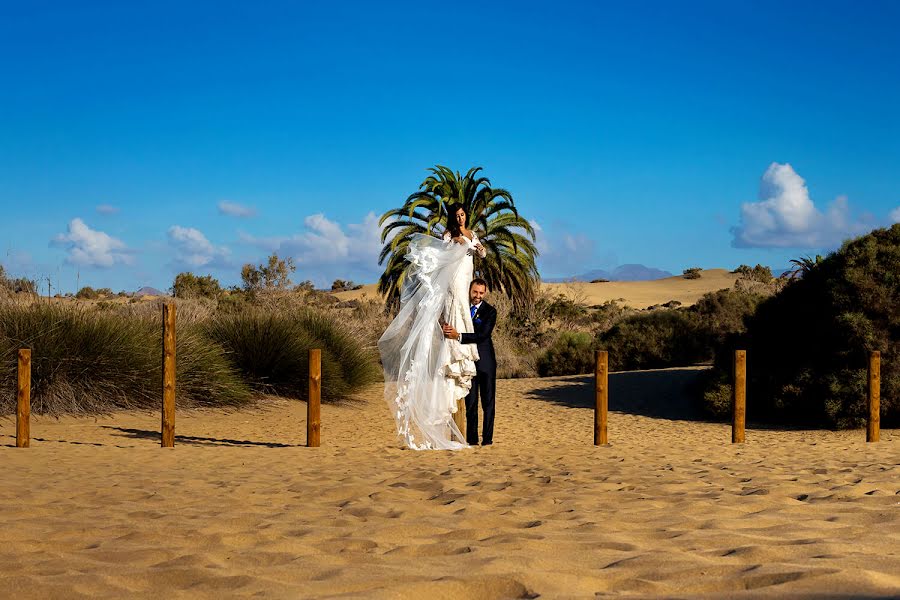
[[1, 0, 899, 293]]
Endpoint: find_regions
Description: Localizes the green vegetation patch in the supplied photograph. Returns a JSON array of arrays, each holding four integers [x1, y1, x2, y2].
[[0, 303, 251, 415], [205, 308, 380, 401], [703, 224, 900, 428]]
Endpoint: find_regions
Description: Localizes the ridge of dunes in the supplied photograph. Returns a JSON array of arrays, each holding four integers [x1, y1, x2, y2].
[[333, 269, 740, 309]]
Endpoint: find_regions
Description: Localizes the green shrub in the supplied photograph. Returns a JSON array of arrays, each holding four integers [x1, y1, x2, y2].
[[0, 303, 251, 415], [204, 308, 380, 401], [698, 369, 733, 418], [331, 279, 356, 291], [732, 264, 773, 283], [692, 288, 766, 348], [546, 294, 589, 326], [173, 272, 223, 300], [0, 266, 37, 295], [590, 301, 630, 332], [703, 224, 900, 428], [599, 309, 704, 371], [537, 331, 594, 376], [682, 267, 702, 279], [75, 286, 100, 300]]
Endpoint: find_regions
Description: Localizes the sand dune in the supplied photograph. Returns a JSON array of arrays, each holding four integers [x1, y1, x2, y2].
[[2, 370, 898, 599], [334, 269, 740, 309]]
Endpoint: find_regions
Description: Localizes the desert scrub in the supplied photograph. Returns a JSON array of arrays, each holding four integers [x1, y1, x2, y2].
[[703, 224, 900, 428], [537, 331, 595, 376], [204, 308, 380, 401], [0, 302, 251, 415], [599, 309, 706, 371]]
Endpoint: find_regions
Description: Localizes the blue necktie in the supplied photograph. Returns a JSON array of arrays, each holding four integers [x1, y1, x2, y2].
[[470, 305, 477, 319]]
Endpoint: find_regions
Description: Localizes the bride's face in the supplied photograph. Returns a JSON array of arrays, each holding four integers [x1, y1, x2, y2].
[[455, 208, 466, 228]]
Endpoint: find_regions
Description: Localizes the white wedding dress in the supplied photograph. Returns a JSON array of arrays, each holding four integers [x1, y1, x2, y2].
[[378, 232, 486, 450]]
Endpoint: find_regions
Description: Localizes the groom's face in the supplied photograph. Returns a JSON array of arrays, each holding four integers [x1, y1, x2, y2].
[[469, 283, 486, 306]]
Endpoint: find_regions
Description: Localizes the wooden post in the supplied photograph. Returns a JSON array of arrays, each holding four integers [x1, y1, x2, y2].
[[161, 304, 176, 448], [308, 348, 321, 447], [453, 397, 466, 434], [867, 351, 880, 443], [733, 350, 746, 444], [594, 350, 608, 445], [16, 349, 31, 448]]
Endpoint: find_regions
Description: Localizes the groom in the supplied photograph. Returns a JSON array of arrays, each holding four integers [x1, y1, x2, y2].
[[442, 278, 497, 446]]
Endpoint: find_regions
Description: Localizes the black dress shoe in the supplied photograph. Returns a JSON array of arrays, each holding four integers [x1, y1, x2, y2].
[[481, 441, 492, 446]]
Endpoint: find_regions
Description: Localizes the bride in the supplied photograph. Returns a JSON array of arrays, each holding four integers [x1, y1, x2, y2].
[[378, 203, 486, 450]]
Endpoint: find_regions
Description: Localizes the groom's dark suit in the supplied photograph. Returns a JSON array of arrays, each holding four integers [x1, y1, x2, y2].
[[459, 301, 497, 445]]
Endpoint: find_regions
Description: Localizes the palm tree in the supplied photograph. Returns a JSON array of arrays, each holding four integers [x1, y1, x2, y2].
[[378, 166, 539, 307], [783, 254, 824, 280]]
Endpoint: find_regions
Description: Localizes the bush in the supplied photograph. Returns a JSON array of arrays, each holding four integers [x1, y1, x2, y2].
[[699, 369, 733, 418], [546, 294, 590, 328], [682, 267, 702, 279], [702, 224, 900, 428], [331, 279, 356, 292], [75, 286, 100, 300], [204, 308, 380, 401], [173, 272, 223, 300], [537, 331, 594, 376], [692, 287, 765, 349], [732, 264, 773, 283], [217, 290, 253, 313], [597, 287, 764, 374], [599, 309, 705, 371], [0, 303, 251, 415], [241, 253, 296, 292], [0, 266, 37, 295]]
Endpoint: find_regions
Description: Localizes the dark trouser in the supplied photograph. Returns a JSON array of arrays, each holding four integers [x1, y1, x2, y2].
[[465, 367, 496, 445]]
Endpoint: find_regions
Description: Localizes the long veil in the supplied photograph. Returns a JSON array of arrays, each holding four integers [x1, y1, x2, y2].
[[378, 234, 469, 450]]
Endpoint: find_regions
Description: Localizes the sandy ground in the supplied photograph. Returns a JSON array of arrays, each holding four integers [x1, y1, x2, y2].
[[2, 369, 898, 599], [334, 269, 741, 310]]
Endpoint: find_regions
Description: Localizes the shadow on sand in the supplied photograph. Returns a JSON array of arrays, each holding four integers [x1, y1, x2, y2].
[[525, 366, 714, 421], [100, 426, 299, 448], [2, 435, 106, 448], [3, 428, 301, 448]]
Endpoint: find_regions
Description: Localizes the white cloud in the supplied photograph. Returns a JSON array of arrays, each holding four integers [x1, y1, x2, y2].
[[167, 225, 230, 268], [218, 201, 257, 218], [241, 212, 385, 285], [731, 163, 870, 248], [95, 204, 120, 215], [890, 207, 900, 224], [52, 218, 132, 267]]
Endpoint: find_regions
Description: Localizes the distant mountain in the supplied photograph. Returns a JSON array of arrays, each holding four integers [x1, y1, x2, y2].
[[542, 264, 673, 283], [609, 264, 674, 281], [134, 286, 165, 297]]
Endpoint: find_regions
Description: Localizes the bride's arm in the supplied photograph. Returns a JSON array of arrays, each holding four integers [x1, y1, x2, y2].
[[442, 231, 466, 245], [473, 234, 487, 257]]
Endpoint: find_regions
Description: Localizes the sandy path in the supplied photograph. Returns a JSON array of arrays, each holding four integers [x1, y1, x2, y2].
[[2, 370, 898, 599]]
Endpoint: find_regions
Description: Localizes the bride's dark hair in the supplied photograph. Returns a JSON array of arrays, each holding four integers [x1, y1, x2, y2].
[[445, 203, 465, 238]]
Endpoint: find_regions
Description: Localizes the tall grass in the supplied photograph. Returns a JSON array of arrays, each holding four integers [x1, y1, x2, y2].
[[0, 303, 251, 415], [204, 308, 380, 401]]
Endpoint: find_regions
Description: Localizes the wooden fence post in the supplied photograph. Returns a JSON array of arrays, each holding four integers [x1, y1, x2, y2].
[[16, 349, 31, 448], [733, 350, 746, 443], [308, 349, 321, 447], [161, 304, 176, 448], [867, 351, 880, 443], [453, 398, 466, 435], [594, 350, 608, 445]]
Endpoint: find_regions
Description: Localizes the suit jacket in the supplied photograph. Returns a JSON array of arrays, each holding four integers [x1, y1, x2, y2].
[[459, 301, 497, 374]]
